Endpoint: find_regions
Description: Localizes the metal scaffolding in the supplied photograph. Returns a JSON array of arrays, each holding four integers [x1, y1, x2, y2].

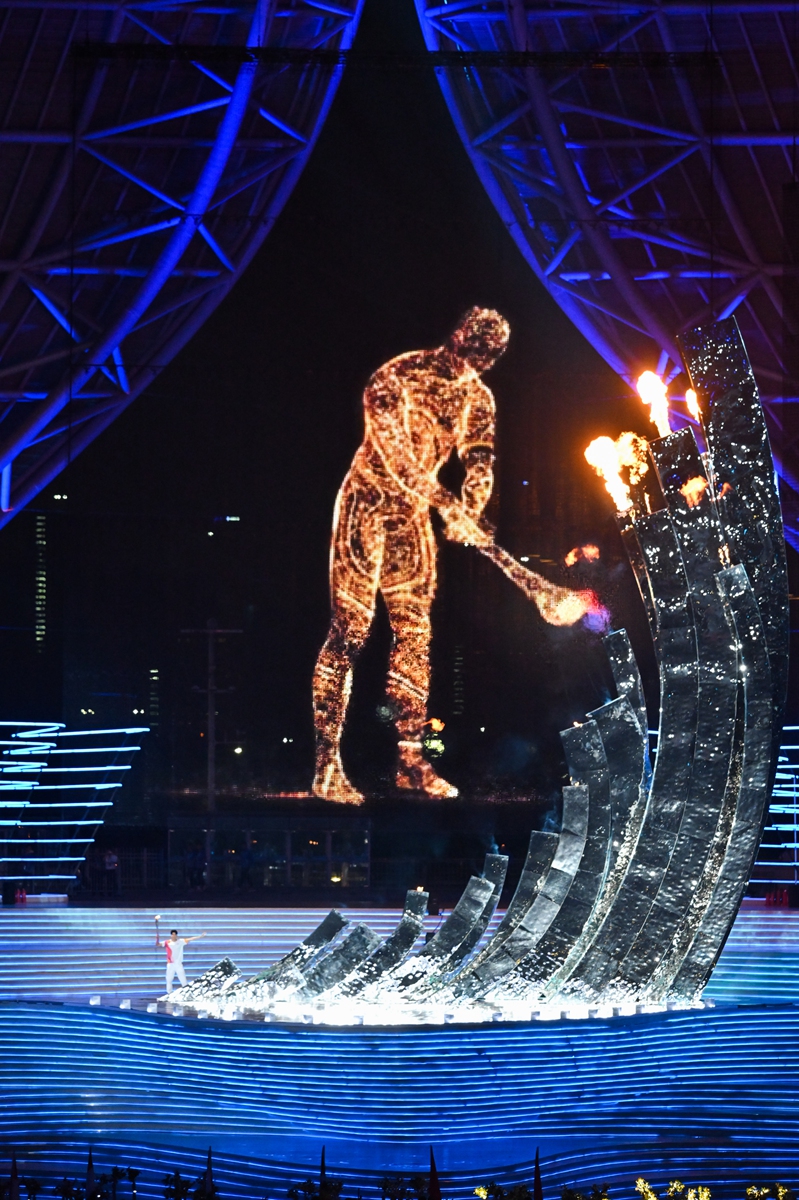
[[416, 0, 799, 545], [0, 0, 363, 522]]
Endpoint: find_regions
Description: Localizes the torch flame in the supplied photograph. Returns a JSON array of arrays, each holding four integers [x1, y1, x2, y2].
[[685, 387, 701, 422], [637, 370, 671, 438], [584, 436, 632, 512], [615, 430, 649, 485], [549, 589, 610, 632], [680, 476, 708, 508], [565, 544, 601, 566]]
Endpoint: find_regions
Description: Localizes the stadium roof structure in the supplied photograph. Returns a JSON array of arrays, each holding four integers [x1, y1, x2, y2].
[[416, 0, 799, 547], [0, 0, 363, 527]]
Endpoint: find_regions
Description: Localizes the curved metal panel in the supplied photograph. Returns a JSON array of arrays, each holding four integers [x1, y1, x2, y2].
[[251, 909, 349, 985], [386, 856, 506, 995], [300, 923, 383, 998], [465, 784, 589, 995], [604, 628, 650, 757], [452, 829, 559, 990], [443, 853, 508, 964], [668, 563, 774, 1000], [679, 317, 790, 759], [540, 695, 648, 1001], [561, 510, 698, 1003], [338, 890, 428, 998], [503, 722, 612, 993], [617, 431, 740, 992]]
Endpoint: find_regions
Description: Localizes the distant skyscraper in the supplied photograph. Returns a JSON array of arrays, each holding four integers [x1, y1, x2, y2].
[[34, 515, 46, 652]]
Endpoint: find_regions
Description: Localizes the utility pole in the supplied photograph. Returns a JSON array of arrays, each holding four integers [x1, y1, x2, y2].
[[181, 618, 242, 885]]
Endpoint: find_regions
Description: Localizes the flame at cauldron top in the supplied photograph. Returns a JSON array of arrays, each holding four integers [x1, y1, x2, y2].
[[685, 387, 701, 422], [680, 476, 708, 508], [584, 431, 649, 513], [637, 370, 671, 438], [584, 436, 632, 512]]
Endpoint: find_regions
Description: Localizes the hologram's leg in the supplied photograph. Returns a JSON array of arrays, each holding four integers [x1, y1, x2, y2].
[[312, 477, 382, 803], [382, 509, 457, 799], [312, 606, 372, 803]]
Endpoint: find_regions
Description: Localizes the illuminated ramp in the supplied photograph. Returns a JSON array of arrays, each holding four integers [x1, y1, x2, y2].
[[0, 0, 363, 522]]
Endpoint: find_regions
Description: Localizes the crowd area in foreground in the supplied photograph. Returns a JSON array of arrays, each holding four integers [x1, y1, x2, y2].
[[0, 1152, 794, 1200]]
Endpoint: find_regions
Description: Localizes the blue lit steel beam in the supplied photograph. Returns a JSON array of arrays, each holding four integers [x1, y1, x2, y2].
[[0, 0, 364, 524], [416, 0, 799, 545]]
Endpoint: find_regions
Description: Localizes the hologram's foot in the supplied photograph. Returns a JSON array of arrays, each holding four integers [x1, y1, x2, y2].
[[312, 756, 365, 805], [396, 741, 458, 799]]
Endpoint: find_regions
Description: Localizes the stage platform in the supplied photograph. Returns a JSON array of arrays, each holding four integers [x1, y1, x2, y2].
[[1, 901, 798, 1198]]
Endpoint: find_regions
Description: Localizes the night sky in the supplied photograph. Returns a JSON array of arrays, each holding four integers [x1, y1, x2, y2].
[[0, 0, 669, 816]]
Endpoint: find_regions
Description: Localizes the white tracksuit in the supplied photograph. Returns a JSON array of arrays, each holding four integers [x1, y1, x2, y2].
[[164, 938, 188, 991]]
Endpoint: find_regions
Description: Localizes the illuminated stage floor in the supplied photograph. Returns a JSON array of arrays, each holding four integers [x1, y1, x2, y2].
[[1, 901, 798, 1196]]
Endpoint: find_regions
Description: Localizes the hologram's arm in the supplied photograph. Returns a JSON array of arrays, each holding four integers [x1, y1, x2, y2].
[[363, 377, 457, 511], [458, 379, 495, 518]]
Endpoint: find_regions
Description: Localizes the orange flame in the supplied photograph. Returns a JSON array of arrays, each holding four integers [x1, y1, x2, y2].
[[719, 481, 733, 498], [565, 544, 601, 566], [426, 717, 445, 732], [585, 436, 632, 512], [685, 387, 701, 422], [584, 431, 649, 512], [680, 476, 708, 508], [615, 430, 649, 484], [637, 370, 671, 438]]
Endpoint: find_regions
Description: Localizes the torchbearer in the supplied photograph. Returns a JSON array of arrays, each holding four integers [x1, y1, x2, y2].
[[155, 923, 207, 993]]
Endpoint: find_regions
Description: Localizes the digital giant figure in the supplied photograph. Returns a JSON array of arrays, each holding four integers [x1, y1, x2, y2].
[[312, 308, 510, 804]]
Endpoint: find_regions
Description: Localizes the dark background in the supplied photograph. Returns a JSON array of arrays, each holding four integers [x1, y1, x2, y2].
[[0, 0, 791, 885]]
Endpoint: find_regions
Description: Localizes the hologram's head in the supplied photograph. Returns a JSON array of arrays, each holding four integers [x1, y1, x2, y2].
[[447, 307, 510, 372]]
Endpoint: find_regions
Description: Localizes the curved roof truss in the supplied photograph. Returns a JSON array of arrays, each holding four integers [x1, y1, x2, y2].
[[0, 0, 363, 526], [416, 0, 799, 543]]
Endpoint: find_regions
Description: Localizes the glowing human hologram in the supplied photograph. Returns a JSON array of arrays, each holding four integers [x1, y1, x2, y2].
[[312, 308, 603, 804], [312, 308, 507, 803]]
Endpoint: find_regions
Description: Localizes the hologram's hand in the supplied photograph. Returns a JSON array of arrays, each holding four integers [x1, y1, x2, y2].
[[439, 502, 493, 547]]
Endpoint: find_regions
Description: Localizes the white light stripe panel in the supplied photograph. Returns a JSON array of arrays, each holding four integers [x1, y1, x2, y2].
[[0, 907, 503, 998], [0, 901, 794, 1002]]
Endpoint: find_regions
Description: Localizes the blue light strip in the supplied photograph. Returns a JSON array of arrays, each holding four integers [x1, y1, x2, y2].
[[2, 820, 98, 826], [2, 765, 132, 773], [0, 856, 85, 862], [0, 722, 145, 885], [15, 784, 120, 792], [52, 727, 150, 737], [41, 747, 143, 755], [14, 801, 115, 807], [3, 840, 97, 849], [0, 997, 797, 1183], [756, 728, 799, 885]]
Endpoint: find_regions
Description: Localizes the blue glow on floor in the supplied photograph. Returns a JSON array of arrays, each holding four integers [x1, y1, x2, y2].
[[1, 902, 797, 1191]]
